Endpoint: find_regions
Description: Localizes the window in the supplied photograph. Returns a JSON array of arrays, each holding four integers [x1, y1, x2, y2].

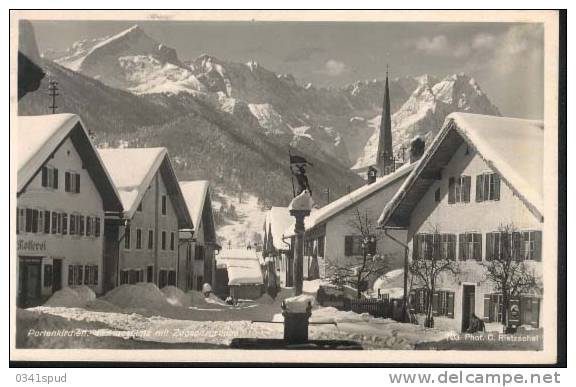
[[520, 296, 540, 328], [51, 212, 58, 234], [413, 234, 434, 260], [136, 229, 143, 249], [168, 270, 176, 286], [459, 233, 482, 261], [43, 210, 50, 233], [120, 270, 129, 285], [161, 195, 167, 215], [129, 270, 140, 284], [17, 208, 26, 234], [31, 209, 39, 233], [448, 176, 471, 204], [344, 235, 363, 256], [124, 226, 131, 249], [485, 231, 540, 261], [439, 234, 457, 260], [41, 166, 59, 189], [432, 290, 455, 318], [148, 230, 154, 250], [61, 213, 68, 235], [195, 245, 205, 261], [43, 264, 53, 288], [159, 270, 168, 288], [147, 265, 154, 283], [522, 231, 542, 261], [67, 264, 83, 286], [483, 294, 504, 323], [38, 210, 45, 234], [161, 231, 167, 250], [85, 216, 92, 237], [69, 214, 77, 235], [83, 265, 98, 286], [170, 232, 175, 251], [65, 172, 81, 193], [476, 173, 500, 202]]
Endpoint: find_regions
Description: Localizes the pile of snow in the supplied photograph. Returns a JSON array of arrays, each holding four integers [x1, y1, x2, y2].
[[161, 286, 190, 307], [188, 290, 208, 306], [102, 283, 170, 310], [85, 299, 124, 313], [283, 294, 314, 313], [44, 286, 96, 308]]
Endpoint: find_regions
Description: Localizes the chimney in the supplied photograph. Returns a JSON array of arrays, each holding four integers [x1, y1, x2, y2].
[[410, 136, 426, 163], [367, 166, 377, 185]]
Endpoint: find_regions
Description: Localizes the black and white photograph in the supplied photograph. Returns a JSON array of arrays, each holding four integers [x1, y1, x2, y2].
[[9, 9, 562, 365]]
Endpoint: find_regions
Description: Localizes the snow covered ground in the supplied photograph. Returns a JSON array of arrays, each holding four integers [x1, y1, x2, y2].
[[18, 281, 456, 350]]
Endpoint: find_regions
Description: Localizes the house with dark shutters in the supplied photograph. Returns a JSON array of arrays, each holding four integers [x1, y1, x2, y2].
[[379, 113, 544, 332], [178, 180, 219, 292], [98, 148, 193, 291], [16, 114, 123, 306]]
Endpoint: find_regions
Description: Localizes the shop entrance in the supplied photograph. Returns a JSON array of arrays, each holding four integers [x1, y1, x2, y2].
[[18, 256, 43, 308]]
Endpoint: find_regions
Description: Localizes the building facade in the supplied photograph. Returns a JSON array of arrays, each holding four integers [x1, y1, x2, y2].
[[99, 148, 193, 291], [178, 181, 219, 292], [379, 113, 544, 332], [263, 207, 294, 287], [16, 114, 123, 306]]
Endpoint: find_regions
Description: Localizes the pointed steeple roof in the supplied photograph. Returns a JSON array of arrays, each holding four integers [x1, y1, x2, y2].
[[376, 66, 393, 175]]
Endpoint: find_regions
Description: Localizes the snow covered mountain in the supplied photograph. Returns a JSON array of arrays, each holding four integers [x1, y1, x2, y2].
[[353, 73, 501, 170], [37, 25, 501, 196]]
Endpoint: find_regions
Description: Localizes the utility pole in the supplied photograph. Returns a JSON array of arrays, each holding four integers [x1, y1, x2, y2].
[[48, 79, 59, 114]]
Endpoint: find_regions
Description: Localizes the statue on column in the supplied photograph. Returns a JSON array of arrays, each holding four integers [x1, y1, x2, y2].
[[289, 154, 313, 196]]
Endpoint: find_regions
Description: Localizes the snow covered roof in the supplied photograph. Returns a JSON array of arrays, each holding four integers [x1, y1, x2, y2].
[[216, 249, 263, 285], [264, 207, 293, 250], [98, 147, 193, 227], [379, 113, 544, 227], [179, 180, 210, 232], [16, 114, 123, 212], [284, 162, 415, 237]]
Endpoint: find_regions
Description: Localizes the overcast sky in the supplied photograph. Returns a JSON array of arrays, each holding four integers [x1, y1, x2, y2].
[[31, 20, 544, 119]]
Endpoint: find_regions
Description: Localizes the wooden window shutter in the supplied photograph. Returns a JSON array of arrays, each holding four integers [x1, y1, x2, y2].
[[76, 173, 81, 193], [485, 233, 493, 261], [65, 172, 71, 192], [68, 265, 73, 285], [474, 233, 483, 261], [447, 292, 455, 318], [44, 210, 50, 233], [41, 166, 48, 187], [476, 175, 484, 202], [94, 266, 99, 285], [412, 235, 420, 260], [493, 174, 501, 200], [53, 168, 58, 189], [463, 176, 471, 202], [84, 266, 89, 285], [512, 232, 522, 261], [458, 233, 467, 260], [482, 294, 491, 321], [448, 177, 455, 204], [432, 292, 439, 316], [95, 217, 101, 237], [433, 234, 441, 259], [344, 236, 353, 256], [533, 231, 542, 261]]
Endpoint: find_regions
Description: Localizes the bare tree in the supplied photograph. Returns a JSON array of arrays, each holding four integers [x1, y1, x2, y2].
[[326, 208, 392, 299], [480, 224, 541, 332], [409, 226, 460, 328]]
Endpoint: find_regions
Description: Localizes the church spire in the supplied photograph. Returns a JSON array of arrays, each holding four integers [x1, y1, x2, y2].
[[376, 65, 393, 176]]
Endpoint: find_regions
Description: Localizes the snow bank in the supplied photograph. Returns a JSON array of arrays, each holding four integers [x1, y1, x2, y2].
[[103, 283, 171, 310], [188, 290, 208, 306], [255, 293, 275, 305], [161, 286, 190, 307], [44, 286, 96, 308]]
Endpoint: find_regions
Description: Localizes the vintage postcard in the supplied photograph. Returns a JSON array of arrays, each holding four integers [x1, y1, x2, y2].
[[9, 10, 561, 364]]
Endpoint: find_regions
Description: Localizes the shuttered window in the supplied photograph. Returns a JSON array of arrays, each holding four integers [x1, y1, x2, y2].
[[448, 176, 470, 204], [68, 264, 83, 286], [170, 232, 175, 251], [41, 166, 59, 189], [431, 290, 455, 318], [476, 173, 500, 202], [61, 213, 68, 235], [83, 265, 98, 286], [136, 229, 143, 249], [483, 294, 504, 323], [459, 233, 482, 261], [95, 217, 101, 237], [148, 230, 154, 249], [344, 235, 363, 256], [161, 195, 167, 215], [124, 226, 131, 250]]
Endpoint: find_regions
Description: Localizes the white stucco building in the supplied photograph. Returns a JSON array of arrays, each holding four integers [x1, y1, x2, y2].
[[379, 113, 544, 332], [98, 148, 193, 291], [16, 114, 123, 306]]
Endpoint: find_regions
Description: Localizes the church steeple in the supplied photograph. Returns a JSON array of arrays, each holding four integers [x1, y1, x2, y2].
[[376, 66, 394, 176]]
